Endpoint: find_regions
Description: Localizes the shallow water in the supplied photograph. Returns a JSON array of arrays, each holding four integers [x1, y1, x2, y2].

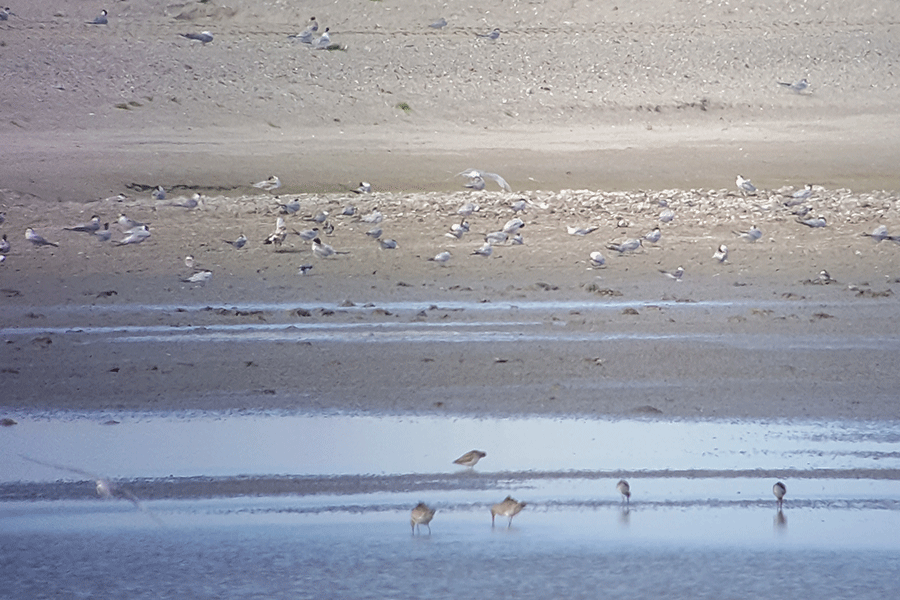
[[2, 413, 900, 597]]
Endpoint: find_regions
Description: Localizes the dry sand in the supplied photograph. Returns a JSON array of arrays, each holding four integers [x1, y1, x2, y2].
[[1, 0, 899, 420]]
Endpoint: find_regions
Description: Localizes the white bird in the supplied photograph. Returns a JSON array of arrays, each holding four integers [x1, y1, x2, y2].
[[735, 225, 762, 242], [87, 9, 107, 24], [617, 480, 631, 505], [484, 231, 508, 245], [567, 225, 598, 236], [94, 223, 112, 242], [224, 233, 247, 249], [340, 205, 357, 216], [429, 251, 451, 265], [151, 186, 166, 200], [118, 214, 146, 230], [314, 27, 331, 49], [410, 502, 436, 534], [0, 234, 10, 253], [456, 202, 480, 216], [298, 264, 314, 275], [445, 221, 469, 239], [863, 225, 891, 241], [183, 270, 212, 283], [797, 216, 827, 228], [510, 233, 523, 245], [289, 16, 318, 43], [64, 215, 101, 233], [278, 199, 301, 214], [352, 182, 372, 194], [791, 184, 813, 200], [360, 210, 383, 224], [491, 496, 526, 528], [454, 450, 486, 467], [304, 211, 329, 224], [168, 193, 201, 209], [312, 237, 347, 258], [659, 208, 676, 223], [181, 31, 214, 44], [736, 175, 757, 195], [184, 255, 195, 269], [264, 217, 287, 246], [773, 481, 787, 509], [365, 227, 382, 239], [472, 243, 493, 257], [589, 251, 605, 268], [25, 228, 59, 247], [464, 176, 486, 190], [778, 78, 808, 93], [293, 228, 319, 241], [116, 225, 151, 246], [817, 270, 834, 284], [253, 175, 282, 191], [428, 17, 447, 29], [502, 217, 525, 234], [713, 244, 728, 263], [660, 266, 684, 281], [458, 169, 511, 192], [477, 28, 501, 40], [511, 199, 528, 213], [378, 238, 398, 250], [606, 238, 642, 253], [643, 227, 661, 244]]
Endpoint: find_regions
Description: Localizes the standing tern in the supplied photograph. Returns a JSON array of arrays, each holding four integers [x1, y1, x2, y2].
[[736, 175, 757, 195]]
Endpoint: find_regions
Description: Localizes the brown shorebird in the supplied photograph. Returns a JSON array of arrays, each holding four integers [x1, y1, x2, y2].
[[617, 480, 631, 505], [773, 481, 787, 509], [453, 450, 486, 468], [491, 496, 526, 528], [410, 502, 436, 534]]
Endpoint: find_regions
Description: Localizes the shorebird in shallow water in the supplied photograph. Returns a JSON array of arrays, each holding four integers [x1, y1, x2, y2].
[[617, 480, 631, 505], [410, 502, 436, 534], [491, 496, 525, 527], [773, 481, 787, 509], [453, 450, 486, 468]]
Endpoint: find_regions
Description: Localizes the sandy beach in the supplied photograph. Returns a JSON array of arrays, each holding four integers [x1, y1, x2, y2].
[[1, 0, 899, 420]]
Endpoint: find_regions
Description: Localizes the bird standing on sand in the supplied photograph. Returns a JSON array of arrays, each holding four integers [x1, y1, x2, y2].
[[151, 186, 166, 200], [264, 217, 287, 246], [736, 175, 757, 196], [87, 9, 107, 24], [25, 228, 59, 247], [643, 227, 661, 244], [773, 481, 787, 509], [289, 16, 318, 43], [352, 182, 372, 194], [0, 234, 9, 253], [713, 244, 728, 263], [863, 225, 891, 242], [95, 223, 111, 242], [64, 215, 101, 233], [797, 216, 827, 228], [312, 237, 346, 258], [410, 502, 436, 534], [472, 243, 493, 257], [314, 27, 331, 49], [606, 238, 642, 253], [589, 251, 605, 268], [617, 480, 631, 505], [491, 496, 526, 527], [791, 184, 813, 200], [429, 251, 451, 265], [660, 266, 684, 281], [453, 450, 486, 468], [253, 175, 281, 191], [224, 233, 247, 249], [502, 217, 525, 235]]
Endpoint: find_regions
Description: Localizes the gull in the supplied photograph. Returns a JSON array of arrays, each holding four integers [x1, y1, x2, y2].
[[457, 202, 480, 216], [491, 496, 526, 528], [278, 199, 301, 214], [151, 186, 166, 200], [365, 227, 383, 239], [25, 228, 59, 247], [734, 225, 762, 242], [378, 238, 398, 250], [862, 225, 891, 242], [589, 251, 605, 268], [288, 16, 318, 43], [617, 480, 631, 505], [567, 225, 598, 236], [293, 227, 319, 241], [713, 244, 728, 263], [660, 266, 684, 281], [64, 215, 101, 233], [773, 481, 787, 509], [304, 211, 329, 224], [95, 224, 112, 242], [253, 175, 282, 191], [224, 233, 247, 249], [446, 220, 470, 239], [182, 270, 212, 283], [458, 169, 511, 192], [472, 242, 493, 257], [464, 176, 486, 190], [791, 184, 813, 200], [429, 251, 451, 265], [118, 214, 146, 230], [511, 199, 528, 213], [87, 9, 108, 24], [484, 231, 508, 245], [312, 237, 348, 258], [314, 27, 331, 49], [264, 217, 287, 246], [659, 208, 676, 223], [502, 217, 525, 235], [778, 78, 808, 93], [477, 28, 501, 40], [116, 225, 151, 246], [428, 17, 447, 29], [352, 182, 372, 194], [643, 227, 661, 244], [411, 502, 436, 534], [736, 175, 757, 195], [606, 238, 642, 253], [298, 264, 314, 275], [360, 210, 383, 224], [797, 216, 826, 228], [181, 31, 214, 44], [453, 450, 486, 468], [20, 455, 162, 524]]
